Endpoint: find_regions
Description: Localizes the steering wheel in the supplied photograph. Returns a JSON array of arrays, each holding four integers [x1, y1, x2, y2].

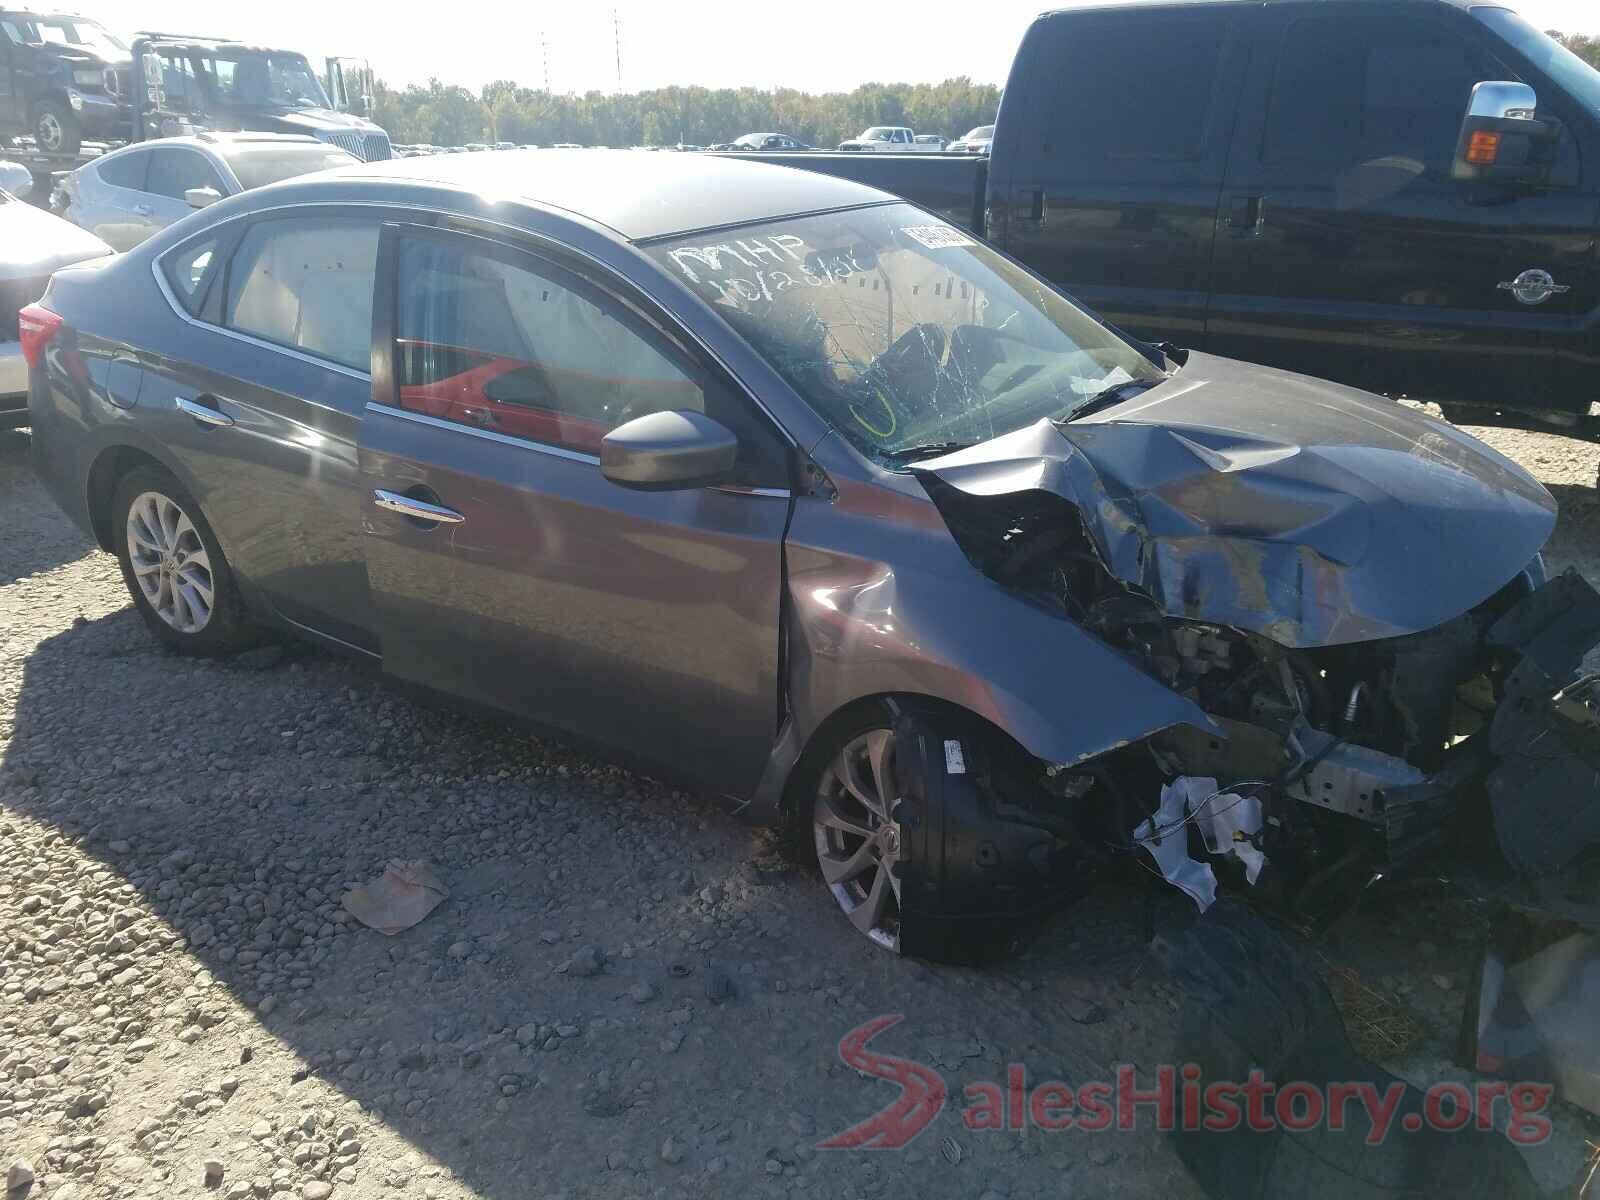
[[878, 322, 951, 374]]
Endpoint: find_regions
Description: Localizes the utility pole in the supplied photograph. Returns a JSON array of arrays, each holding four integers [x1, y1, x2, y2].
[[613, 9, 623, 93], [542, 32, 549, 92]]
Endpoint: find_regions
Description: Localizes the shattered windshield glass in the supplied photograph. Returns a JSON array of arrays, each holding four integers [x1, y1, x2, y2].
[[646, 203, 1167, 463]]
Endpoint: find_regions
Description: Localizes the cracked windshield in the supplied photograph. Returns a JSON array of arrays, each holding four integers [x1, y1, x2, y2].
[[648, 202, 1167, 463]]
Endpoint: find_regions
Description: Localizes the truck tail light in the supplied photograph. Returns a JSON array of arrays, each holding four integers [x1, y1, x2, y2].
[[1466, 130, 1502, 165], [17, 304, 64, 369]]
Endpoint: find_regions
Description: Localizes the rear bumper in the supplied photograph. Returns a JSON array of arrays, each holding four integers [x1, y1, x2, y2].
[[0, 340, 28, 424]]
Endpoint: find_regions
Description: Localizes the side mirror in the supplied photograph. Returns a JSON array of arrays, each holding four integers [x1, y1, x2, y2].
[[600, 409, 737, 490], [1451, 81, 1560, 184], [185, 185, 222, 209]]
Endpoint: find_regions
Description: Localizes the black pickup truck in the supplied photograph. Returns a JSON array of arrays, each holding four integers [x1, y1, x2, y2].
[[737, 0, 1600, 447]]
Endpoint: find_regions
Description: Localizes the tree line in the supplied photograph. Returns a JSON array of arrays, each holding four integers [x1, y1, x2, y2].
[[369, 32, 1599, 149], [370, 77, 1002, 148]]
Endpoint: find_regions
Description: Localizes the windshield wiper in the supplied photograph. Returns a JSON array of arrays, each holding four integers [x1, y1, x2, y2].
[[882, 441, 973, 463], [1061, 380, 1158, 423]]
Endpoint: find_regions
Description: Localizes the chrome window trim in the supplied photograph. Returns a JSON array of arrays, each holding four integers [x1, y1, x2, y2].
[[365, 400, 601, 465], [365, 401, 791, 498]]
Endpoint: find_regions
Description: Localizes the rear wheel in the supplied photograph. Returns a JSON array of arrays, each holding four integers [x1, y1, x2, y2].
[[32, 100, 80, 156], [112, 466, 255, 654]]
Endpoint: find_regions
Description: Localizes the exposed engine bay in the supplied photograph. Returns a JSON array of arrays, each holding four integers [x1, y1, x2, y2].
[[911, 406, 1600, 923]]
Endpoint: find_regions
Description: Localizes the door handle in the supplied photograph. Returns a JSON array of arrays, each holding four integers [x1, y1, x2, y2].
[[372, 489, 465, 525], [175, 395, 233, 427], [1225, 194, 1267, 236], [133, 203, 154, 216]]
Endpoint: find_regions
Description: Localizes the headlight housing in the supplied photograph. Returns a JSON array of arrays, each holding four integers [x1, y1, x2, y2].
[[72, 68, 102, 88]]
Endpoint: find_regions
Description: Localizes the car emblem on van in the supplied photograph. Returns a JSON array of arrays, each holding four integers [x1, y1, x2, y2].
[[1498, 269, 1570, 306]]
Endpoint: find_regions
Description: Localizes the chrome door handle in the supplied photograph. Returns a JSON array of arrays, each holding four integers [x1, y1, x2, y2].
[[133, 203, 154, 216], [372, 489, 465, 525], [175, 395, 233, 427]]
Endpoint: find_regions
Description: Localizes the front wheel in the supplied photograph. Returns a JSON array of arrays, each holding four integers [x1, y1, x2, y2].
[[112, 466, 256, 654], [32, 100, 81, 156]]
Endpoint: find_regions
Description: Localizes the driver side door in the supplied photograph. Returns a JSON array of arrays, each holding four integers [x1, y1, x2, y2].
[[358, 222, 796, 797]]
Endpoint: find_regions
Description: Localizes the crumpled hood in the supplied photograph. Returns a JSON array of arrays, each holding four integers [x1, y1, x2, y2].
[[915, 352, 1555, 647], [0, 201, 113, 280]]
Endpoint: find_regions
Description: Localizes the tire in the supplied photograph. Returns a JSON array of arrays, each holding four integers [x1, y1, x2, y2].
[[112, 465, 256, 654], [795, 698, 1085, 963], [32, 99, 81, 157]]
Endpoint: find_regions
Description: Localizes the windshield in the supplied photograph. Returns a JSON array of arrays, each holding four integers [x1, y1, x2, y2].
[[226, 143, 356, 189], [1473, 8, 1600, 115], [646, 203, 1167, 463], [862, 127, 896, 140], [5, 15, 127, 56], [194, 50, 331, 109], [964, 125, 995, 140]]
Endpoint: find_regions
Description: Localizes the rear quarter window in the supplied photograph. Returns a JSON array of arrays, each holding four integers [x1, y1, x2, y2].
[[95, 150, 149, 191]]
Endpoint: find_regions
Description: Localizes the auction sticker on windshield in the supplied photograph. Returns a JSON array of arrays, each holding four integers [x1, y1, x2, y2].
[[902, 225, 976, 250]]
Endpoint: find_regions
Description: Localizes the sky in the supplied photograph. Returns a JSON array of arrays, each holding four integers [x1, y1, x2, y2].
[[75, 0, 1600, 96]]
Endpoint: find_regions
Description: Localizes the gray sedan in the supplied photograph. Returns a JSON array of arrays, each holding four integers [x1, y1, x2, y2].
[[22, 152, 1600, 960]]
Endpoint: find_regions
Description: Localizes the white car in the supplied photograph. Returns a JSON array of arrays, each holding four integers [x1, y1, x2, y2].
[[948, 124, 995, 154], [1, 170, 112, 425], [836, 126, 945, 153], [59, 133, 357, 252]]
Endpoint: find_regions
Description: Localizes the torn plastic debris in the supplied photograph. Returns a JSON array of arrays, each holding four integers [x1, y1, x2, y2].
[[1135, 777, 1266, 911], [1463, 930, 1600, 1118], [341, 860, 448, 935]]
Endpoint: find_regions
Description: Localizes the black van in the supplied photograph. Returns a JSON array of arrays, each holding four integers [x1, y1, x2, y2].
[[0, 9, 131, 155], [753, 0, 1600, 449]]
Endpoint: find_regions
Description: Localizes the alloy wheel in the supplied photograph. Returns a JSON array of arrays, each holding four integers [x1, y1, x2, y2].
[[813, 728, 904, 952], [125, 491, 214, 634]]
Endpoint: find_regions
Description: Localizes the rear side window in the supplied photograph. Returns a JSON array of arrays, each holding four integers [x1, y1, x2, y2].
[[224, 217, 378, 371], [1262, 14, 1483, 169], [96, 149, 149, 191], [392, 234, 789, 486], [163, 236, 221, 313], [1034, 9, 1231, 162], [145, 148, 227, 201]]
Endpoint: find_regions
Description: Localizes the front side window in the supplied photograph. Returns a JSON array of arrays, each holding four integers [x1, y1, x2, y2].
[[1473, 8, 1600, 118], [145, 148, 227, 201], [1262, 14, 1482, 170], [224, 217, 378, 371], [645, 202, 1166, 464], [1036, 9, 1230, 162], [393, 236, 788, 485]]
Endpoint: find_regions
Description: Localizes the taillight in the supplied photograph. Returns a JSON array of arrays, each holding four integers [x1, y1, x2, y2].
[[17, 304, 64, 370]]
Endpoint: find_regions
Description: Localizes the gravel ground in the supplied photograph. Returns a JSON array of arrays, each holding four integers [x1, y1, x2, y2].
[[2, 418, 1597, 1200]]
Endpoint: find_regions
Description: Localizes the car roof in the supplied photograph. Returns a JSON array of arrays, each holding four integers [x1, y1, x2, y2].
[[319, 150, 900, 242], [1038, 0, 1475, 11]]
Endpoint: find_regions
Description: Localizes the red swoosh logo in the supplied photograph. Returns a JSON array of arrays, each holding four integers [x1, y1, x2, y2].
[[817, 1014, 947, 1149]]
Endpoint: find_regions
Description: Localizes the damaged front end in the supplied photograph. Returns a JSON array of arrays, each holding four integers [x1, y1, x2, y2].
[[914, 404, 1600, 920]]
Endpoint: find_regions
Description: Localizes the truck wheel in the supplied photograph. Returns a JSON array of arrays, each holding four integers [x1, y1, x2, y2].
[[33, 100, 81, 156]]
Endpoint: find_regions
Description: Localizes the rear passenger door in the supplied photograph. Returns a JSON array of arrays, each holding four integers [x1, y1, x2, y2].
[[80, 148, 154, 251], [994, 4, 1249, 344], [1206, 2, 1592, 403], [358, 222, 794, 797], [142, 210, 380, 650]]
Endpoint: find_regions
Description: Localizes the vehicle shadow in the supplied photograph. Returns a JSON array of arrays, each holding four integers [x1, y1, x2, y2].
[[1, 602, 1210, 1199], [0, 427, 96, 585]]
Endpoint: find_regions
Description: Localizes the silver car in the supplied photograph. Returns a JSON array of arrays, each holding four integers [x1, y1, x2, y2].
[[59, 133, 356, 251], [1, 169, 111, 425]]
